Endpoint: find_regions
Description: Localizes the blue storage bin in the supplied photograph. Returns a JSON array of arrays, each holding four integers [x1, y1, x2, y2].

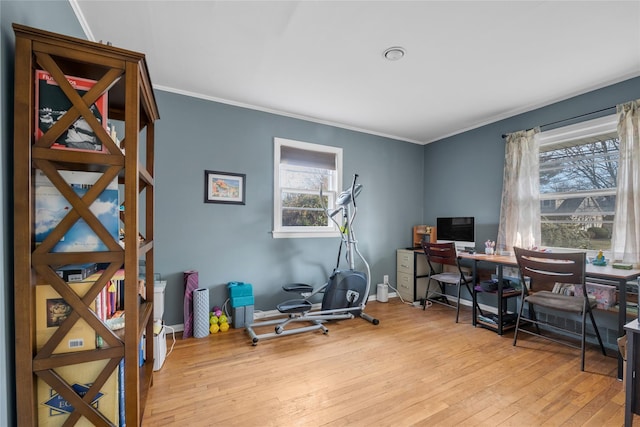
[[228, 282, 253, 298], [231, 295, 255, 308]]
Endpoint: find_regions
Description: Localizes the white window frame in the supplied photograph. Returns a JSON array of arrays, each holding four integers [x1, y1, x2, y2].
[[273, 137, 342, 239], [538, 114, 618, 253]]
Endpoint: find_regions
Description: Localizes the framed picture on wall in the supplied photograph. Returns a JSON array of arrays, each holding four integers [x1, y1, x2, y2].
[[204, 170, 246, 205]]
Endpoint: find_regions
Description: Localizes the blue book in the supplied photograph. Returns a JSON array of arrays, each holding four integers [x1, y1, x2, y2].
[[118, 358, 125, 426], [54, 262, 98, 282], [35, 169, 119, 253]]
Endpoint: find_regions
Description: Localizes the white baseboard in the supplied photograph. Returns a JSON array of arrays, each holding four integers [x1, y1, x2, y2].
[[236, 292, 396, 321], [166, 323, 184, 333], [169, 291, 480, 330]]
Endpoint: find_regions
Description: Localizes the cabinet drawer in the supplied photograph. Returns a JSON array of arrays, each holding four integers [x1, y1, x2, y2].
[[415, 251, 428, 275], [397, 250, 414, 274], [397, 271, 414, 301]]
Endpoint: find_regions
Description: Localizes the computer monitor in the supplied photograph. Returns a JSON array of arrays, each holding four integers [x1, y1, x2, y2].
[[436, 217, 475, 251]]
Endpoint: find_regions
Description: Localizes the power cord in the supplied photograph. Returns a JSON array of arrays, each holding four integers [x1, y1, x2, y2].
[[385, 282, 409, 305], [385, 281, 432, 308], [222, 297, 230, 318], [164, 325, 176, 359]]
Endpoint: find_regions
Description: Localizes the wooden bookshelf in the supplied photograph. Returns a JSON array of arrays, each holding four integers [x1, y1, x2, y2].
[[13, 24, 159, 426]]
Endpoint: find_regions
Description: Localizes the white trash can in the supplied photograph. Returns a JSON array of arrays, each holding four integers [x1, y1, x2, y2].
[[377, 283, 389, 302]]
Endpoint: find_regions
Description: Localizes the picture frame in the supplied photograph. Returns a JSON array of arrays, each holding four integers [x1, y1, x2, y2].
[[204, 170, 246, 205]]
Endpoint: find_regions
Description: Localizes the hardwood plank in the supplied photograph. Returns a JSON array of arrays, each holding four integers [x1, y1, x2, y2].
[[143, 300, 639, 426]]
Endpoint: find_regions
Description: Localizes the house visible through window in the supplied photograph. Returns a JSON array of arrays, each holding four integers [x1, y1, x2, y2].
[[539, 115, 618, 250], [273, 137, 342, 238]]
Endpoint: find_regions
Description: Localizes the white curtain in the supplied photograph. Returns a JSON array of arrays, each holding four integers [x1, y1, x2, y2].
[[611, 101, 640, 267], [497, 128, 541, 253]]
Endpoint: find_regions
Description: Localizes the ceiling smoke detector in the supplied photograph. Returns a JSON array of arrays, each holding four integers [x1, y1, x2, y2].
[[383, 46, 406, 61]]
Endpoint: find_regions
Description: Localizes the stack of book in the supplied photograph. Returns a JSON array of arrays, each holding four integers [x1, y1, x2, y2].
[[477, 312, 518, 326]]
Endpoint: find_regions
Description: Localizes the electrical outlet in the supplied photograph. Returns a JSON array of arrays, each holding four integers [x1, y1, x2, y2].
[[383, 274, 389, 284]]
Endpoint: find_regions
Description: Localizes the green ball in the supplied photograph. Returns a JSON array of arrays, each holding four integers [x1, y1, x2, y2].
[[218, 314, 228, 324], [209, 315, 218, 325]]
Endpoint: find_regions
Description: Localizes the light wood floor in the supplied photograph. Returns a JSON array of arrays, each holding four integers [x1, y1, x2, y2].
[[143, 299, 638, 426]]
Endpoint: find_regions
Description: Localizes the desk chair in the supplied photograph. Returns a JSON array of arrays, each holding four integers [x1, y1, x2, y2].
[[422, 241, 474, 322], [513, 247, 606, 371]]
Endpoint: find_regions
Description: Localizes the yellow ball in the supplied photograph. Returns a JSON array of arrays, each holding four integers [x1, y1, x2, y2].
[[209, 315, 218, 325], [219, 322, 230, 332], [218, 314, 228, 324], [209, 323, 219, 334]]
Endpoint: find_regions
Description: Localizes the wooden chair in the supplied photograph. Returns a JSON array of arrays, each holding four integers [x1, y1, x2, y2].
[[512, 247, 607, 371], [421, 241, 474, 322]]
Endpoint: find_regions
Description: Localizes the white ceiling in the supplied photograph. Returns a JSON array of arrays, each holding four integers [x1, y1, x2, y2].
[[72, 1, 640, 144]]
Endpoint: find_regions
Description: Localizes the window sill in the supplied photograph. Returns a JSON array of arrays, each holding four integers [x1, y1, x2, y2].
[[272, 230, 340, 239]]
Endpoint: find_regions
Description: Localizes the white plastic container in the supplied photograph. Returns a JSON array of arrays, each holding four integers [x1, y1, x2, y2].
[[154, 281, 166, 321], [377, 283, 389, 303], [153, 325, 166, 371]]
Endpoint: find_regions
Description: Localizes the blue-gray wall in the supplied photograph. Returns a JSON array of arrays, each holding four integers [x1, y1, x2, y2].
[[154, 90, 423, 322], [424, 78, 640, 246], [2, 1, 640, 425]]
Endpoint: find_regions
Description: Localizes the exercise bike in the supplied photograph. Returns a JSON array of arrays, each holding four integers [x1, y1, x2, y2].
[[246, 174, 379, 345]]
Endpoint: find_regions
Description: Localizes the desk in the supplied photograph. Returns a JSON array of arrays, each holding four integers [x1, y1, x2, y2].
[[459, 252, 640, 380], [459, 253, 520, 335], [404, 248, 476, 303]]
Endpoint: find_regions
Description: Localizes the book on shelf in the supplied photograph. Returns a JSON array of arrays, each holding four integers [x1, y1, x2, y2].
[[36, 275, 99, 354], [37, 359, 119, 426], [95, 269, 127, 348], [139, 338, 145, 367], [107, 280, 117, 318], [477, 315, 497, 325], [35, 169, 119, 253], [113, 272, 125, 312], [55, 263, 98, 282], [37, 268, 130, 353], [98, 270, 125, 320], [35, 69, 108, 153], [477, 313, 517, 327], [608, 302, 639, 316], [118, 359, 125, 426]]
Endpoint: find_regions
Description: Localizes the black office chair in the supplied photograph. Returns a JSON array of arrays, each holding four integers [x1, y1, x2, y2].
[[512, 247, 607, 371], [422, 241, 474, 322]]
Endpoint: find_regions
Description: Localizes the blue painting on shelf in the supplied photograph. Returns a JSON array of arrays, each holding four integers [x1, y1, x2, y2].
[[35, 169, 119, 252]]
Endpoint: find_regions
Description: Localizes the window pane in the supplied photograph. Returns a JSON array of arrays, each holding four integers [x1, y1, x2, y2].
[[273, 137, 342, 237], [279, 163, 335, 228], [280, 165, 335, 192], [281, 192, 329, 227], [541, 194, 615, 249], [540, 138, 618, 194], [539, 126, 618, 250]]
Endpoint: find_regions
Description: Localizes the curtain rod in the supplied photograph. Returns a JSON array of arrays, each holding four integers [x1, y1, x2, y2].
[[501, 105, 617, 139]]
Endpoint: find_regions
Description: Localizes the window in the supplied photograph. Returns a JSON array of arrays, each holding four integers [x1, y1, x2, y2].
[[273, 137, 342, 238], [539, 115, 618, 251]]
